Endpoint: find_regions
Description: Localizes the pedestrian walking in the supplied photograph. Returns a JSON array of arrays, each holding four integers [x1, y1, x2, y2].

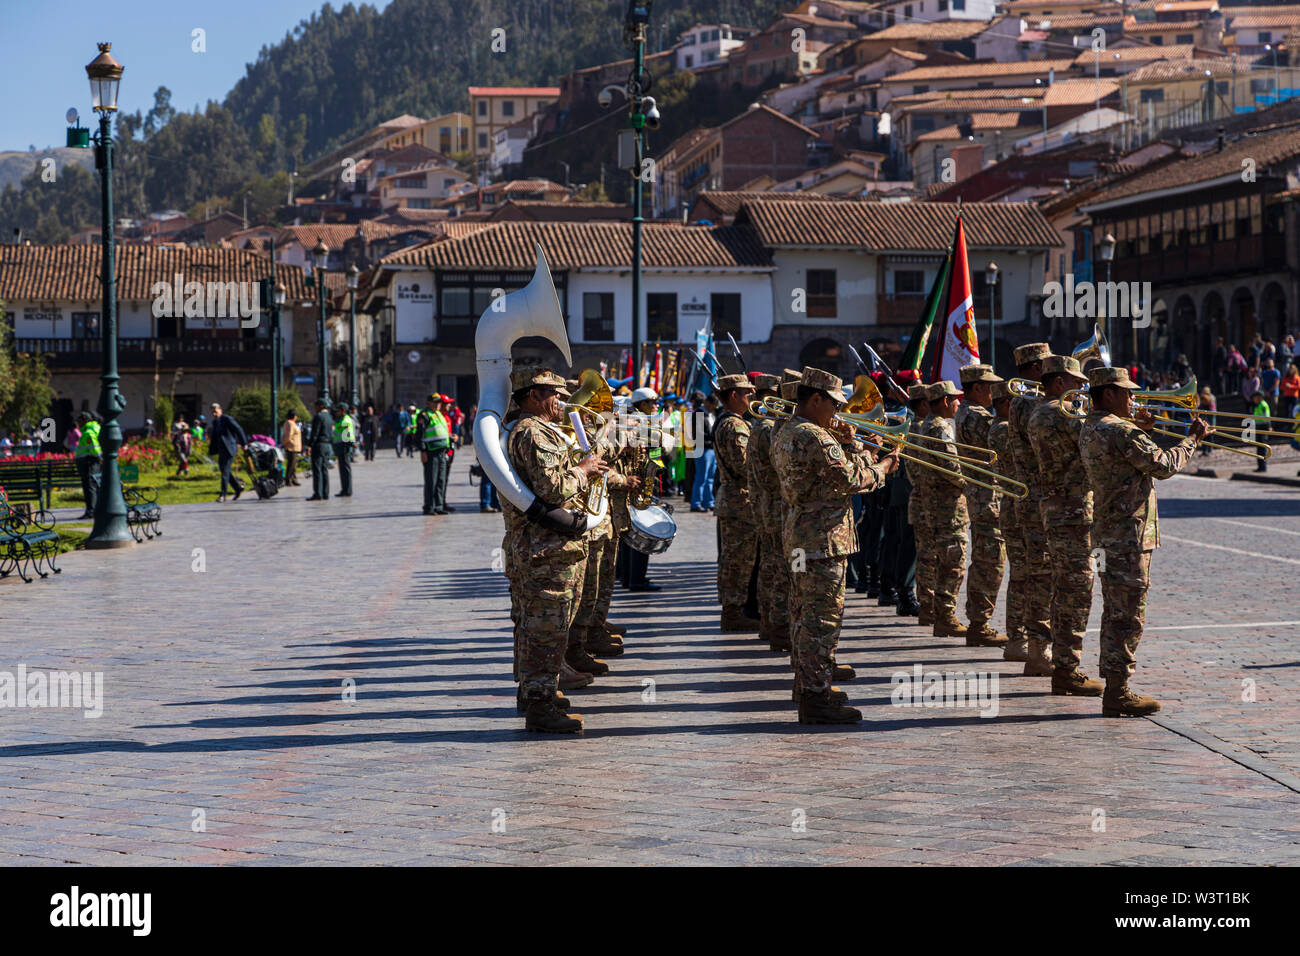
[[361, 404, 378, 461], [171, 416, 192, 476], [208, 403, 249, 502], [281, 411, 303, 485]]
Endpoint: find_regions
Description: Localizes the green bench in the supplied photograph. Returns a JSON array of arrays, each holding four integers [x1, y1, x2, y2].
[[124, 486, 162, 541], [0, 486, 61, 583]]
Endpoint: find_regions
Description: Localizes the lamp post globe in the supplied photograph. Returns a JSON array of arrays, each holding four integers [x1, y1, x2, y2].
[[986, 261, 999, 371], [83, 42, 132, 548], [347, 263, 360, 408]]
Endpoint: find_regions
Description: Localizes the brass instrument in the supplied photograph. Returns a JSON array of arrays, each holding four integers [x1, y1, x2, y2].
[[1007, 378, 1044, 398], [1072, 322, 1111, 370], [753, 396, 1028, 499], [1135, 376, 1297, 436], [842, 377, 996, 462], [560, 369, 615, 516]]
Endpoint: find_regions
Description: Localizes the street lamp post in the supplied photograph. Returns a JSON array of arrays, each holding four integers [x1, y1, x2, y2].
[[1098, 230, 1116, 359], [622, 2, 654, 382], [985, 261, 999, 372], [347, 264, 360, 408], [313, 239, 331, 406], [271, 281, 285, 436], [83, 43, 131, 549], [1265, 44, 1281, 103]]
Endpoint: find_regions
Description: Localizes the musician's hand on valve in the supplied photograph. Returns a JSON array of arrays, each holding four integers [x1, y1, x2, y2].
[[881, 446, 901, 474], [1133, 409, 1156, 431], [578, 454, 608, 478], [625, 475, 644, 496], [1189, 417, 1211, 442], [829, 419, 856, 444]]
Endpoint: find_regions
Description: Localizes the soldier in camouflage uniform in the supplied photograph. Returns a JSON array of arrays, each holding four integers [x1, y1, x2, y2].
[[955, 364, 1009, 647], [745, 373, 792, 651], [1078, 366, 1206, 716], [1029, 355, 1103, 696], [922, 380, 971, 639], [771, 368, 899, 724], [504, 367, 608, 733], [713, 373, 761, 632], [1006, 342, 1054, 676], [905, 384, 936, 625], [987, 382, 1028, 662]]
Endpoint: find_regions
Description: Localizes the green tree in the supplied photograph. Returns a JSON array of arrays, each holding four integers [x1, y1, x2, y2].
[[227, 385, 310, 437], [0, 308, 56, 435]]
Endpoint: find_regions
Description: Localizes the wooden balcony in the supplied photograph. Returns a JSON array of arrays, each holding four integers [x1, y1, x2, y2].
[[14, 337, 273, 369], [1111, 235, 1286, 285]]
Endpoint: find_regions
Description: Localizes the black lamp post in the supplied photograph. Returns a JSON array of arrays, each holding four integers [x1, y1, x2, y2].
[[347, 264, 360, 408], [985, 261, 999, 372], [271, 281, 285, 436], [82, 43, 131, 549], [313, 239, 331, 406], [1098, 230, 1116, 357]]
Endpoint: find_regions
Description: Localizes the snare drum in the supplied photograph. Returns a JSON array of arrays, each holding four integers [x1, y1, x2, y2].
[[624, 502, 677, 554]]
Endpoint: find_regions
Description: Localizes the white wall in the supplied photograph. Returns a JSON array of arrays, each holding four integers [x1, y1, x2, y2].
[[769, 249, 877, 325], [566, 271, 773, 345]]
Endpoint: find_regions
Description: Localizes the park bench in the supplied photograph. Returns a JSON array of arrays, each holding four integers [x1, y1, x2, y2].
[[0, 458, 81, 510], [0, 486, 61, 583], [123, 486, 162, 542]]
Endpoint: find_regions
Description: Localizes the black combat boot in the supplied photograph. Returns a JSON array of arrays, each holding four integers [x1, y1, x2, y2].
[[895, 587, 920, 616], [797, 690, 862, 725]]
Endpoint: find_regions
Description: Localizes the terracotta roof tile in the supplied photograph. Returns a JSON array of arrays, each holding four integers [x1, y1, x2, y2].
[[864, 20, 996, 41], [1124, 57, 1242, 83], [276, 221, 406, 250], [735, 198, 1062, 250], [379, 222, 772, 270], [1072, 44, 1195, 67], [883, 58, 1078, 85], [0, 245, 315, 303], [694, 190, 853, 217]]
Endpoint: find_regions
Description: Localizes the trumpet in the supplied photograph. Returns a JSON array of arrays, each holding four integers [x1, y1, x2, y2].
[[1008, 378, 1044, 398], [560, 369, 616, 515], [1058, 387, 1272, 460], [754, 396, 1027, 499]]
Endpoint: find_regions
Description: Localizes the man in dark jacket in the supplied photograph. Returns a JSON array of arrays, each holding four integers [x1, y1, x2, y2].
[[208, 402, 248, 502], [306, 399, 335, 500]]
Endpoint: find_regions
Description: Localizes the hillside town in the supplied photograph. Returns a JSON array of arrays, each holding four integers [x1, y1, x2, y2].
[[4, 0, 1299, 431]]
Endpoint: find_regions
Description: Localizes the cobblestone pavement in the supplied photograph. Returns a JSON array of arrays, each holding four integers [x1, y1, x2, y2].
[[2, 452, 1298, 866]]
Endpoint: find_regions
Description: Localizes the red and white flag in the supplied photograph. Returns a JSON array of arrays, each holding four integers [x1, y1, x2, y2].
[[931, 215, 980, 386]]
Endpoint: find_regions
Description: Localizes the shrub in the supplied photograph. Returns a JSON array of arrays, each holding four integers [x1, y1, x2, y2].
[[227, 385, 310, 438]]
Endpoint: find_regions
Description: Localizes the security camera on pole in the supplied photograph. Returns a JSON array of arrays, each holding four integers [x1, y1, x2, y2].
[[599, 2, 659, 385]]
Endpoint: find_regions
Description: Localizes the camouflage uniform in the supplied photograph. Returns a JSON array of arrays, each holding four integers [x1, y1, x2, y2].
[[988, 416, 1024, 644], [922, 390, 969, 626], [713, 400, 758, 612], [504, 413, 590, 701], [571, 428, 629, 648], [1007, 388, 1052, 645], [954, 396, 1003, 632], [591, 435, 637, 632], [1028, 358, 1093, 673], [747, 401, 792, 645], [906, 414, 936, 617], [1079, 407, 1196, 679], [772, 414, 890, 696]]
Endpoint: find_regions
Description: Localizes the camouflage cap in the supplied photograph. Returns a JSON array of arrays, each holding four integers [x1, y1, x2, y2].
[[780, 380, 799, 400], [990, 381, 1012, 401], [716, 373, 755, 393], [801, 367, 846, 406], [751, 373, 781, 390], [907, 383, 930, 402], [931, 379, 961, 398], [1042, 354, 1087, 382], [782, 368, 801, 383], [1013, 342, 1052, 366], [1088, 366, 1139, 390], [959, 363, 1002, 385], [510, 366, 566, 391]]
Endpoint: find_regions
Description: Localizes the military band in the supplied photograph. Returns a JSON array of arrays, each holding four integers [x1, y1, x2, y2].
[[494, 354, 1207, 733]]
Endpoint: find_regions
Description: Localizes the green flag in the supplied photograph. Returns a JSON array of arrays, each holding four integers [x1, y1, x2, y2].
[[899, 250, 951, 376]]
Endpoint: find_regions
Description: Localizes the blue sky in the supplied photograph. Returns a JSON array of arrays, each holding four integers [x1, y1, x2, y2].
[[0, 0, 392, 151]]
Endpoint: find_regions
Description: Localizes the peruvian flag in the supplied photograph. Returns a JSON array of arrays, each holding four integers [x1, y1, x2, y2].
[[930, 214, 980, 385]]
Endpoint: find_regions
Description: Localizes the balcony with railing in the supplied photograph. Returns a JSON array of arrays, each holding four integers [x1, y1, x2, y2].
[[13, 337, 273, 368], [1111, 234, 1286, 285]]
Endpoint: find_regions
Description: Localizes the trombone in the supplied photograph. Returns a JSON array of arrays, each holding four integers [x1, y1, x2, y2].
[[842, 376, 996, 461], [752, 396, 1027, 499], [1134, 377, 1298, 437]]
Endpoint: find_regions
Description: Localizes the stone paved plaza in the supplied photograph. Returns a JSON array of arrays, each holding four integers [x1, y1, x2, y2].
[[2, 452, 1299, 866]]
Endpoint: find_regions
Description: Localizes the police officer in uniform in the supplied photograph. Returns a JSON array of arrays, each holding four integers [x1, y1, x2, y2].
[[955, 364, 1009, 647], [306, 398, 334, 501], [1078, 366, 1207, 716], [988, 381, 1027, 661], [713, 373, 760, 631], [505, 367, 607, 733], [1006, 343, 1054, 676], [772, 368, 899, 723], [1029, 355, 1102, 695], [418, 393, 452, 515]]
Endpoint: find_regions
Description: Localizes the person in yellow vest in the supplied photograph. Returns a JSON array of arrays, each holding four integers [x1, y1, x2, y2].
[[332, 401, 356, 497], [418, 393, 452, 515], [74, 411, 102, 519]]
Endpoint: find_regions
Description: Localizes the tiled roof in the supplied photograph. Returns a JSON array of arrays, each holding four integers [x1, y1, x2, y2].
[[488, 201, 632, 222], [1073, 44, 1195, 66], [694, 190, 853, 217], [1124, 57, 1242, 83], [1082, 124, 1300, 207], [379, 222, 772, 270], [892, 87, 1045, 106], [468, 86, 560, 96], [1005, 0, 1122, 8], [735, 198, 1063, 250], [1032, 13, 1122, 29], [913, 113, 1030, 142], [1229, 13, 1300, 29], [1043, 77, 1121, 105], [377, 114, 424, 130], [276, 221, 407, 250], [0, 245, 315, 303], [863, 20, 994, 41], [906, 96, 1045, 114], [882, 58, 1078, 84]]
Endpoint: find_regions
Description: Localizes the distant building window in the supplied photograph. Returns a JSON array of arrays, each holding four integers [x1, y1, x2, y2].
[[711, 293, 742, 340], [1250, 78, 1275, 93], [1176, 34, 1193, 44], [478, 133, 488, 149], [807, 269, 837, 318], [71, 312, 99, 338], [1139, 88, 1164, 103], [953, 0, 964, 8], [913, 85, 929, 94], [977, 81, 994, 89], [711, 29, 719, 41], [502, 101, 515, 117], [894, 270, 925, 294], [939, 0, 948, 9], [477, 101, 487, 116], [1149, 36, 1162, 45], [904, 4, 913, 18], [686, 54, 694, 67], [583, 292, 615, 342], [647, 293, 678, 341], [1259, 31, 1272, 44]]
